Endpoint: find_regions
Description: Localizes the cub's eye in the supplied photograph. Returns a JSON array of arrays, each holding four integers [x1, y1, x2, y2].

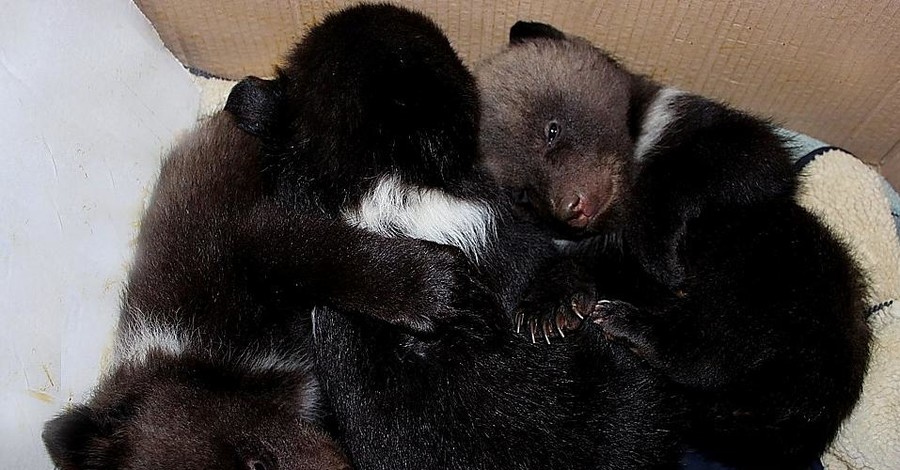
[[512, 188, 530, 206], [545, 120, 561, 146], [246, 460, 268, 470]]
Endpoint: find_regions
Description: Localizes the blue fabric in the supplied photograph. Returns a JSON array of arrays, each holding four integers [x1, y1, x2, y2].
[[680, 449, 824, 470], [880, 177, 900, 239], [788, 140, 900, 240], [777, 128, 829, 161], [680, 450, 733, 469]]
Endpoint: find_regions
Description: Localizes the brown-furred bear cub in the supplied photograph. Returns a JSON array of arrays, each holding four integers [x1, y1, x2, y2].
[[41, 109, 477, 470], [41, 112, 349, 470], [476, 21, 871, 469]]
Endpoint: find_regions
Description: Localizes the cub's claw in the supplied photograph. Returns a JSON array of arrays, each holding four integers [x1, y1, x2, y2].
[[587, 299, 658, 360], [555, 319, 565, 338], [526, 318, 552, 344], [589, 299, 635, 325], [571, 298, 585, 320], [515, 292, 602, 344]]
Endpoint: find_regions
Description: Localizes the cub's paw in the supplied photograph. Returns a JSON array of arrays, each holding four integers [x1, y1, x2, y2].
[[590, 300, 659, 359], [514, 288, 604, 344], [513, 257, 608, 343], [413, 242, 501, 330]]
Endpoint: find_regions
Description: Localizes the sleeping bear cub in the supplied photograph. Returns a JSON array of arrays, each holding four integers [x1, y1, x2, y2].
[[226, 4, 681, 470], [476, 21, 872, 469], [43, 53, 523, 470], [43, 51, 508, 470], [41, 112, 354, 470]]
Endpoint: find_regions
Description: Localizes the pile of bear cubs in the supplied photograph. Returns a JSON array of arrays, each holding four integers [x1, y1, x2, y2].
[[43, 4, 871, 470]]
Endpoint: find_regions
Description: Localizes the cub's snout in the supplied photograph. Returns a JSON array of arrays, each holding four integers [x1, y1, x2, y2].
[[551, 166, 616, 230]]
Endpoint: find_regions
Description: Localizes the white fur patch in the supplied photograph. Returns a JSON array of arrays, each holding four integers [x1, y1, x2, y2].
[[342, 174, 496, 260], [310, 306, 319, 342], [634, 87, 684, 161], [235, 349, 306, 374], [553, 238, 578, 250], [235, 346, 324, 421], [113, 310, 323, 420], [113, 311, 187, 366], [296, 370, 324, 421]]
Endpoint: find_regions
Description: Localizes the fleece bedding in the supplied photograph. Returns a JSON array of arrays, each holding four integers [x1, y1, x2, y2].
[[792, 147, 900, 470], [192, 75, 900, 470]]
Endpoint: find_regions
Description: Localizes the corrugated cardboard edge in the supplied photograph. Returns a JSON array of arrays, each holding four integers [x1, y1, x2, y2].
[[134, 0, 900, 187]]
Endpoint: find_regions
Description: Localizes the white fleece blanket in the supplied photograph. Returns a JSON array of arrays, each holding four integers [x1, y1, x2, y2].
[[795, 148, 900, 470], [192, 77, 900, 470]]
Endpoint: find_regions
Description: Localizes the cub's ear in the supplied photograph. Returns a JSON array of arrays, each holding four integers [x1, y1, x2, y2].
[[225, 76, 281, 137], [509, 21, 567, 45], [43, 405, 123, 469]]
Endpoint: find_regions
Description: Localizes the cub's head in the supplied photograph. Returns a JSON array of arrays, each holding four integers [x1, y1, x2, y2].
[[43, 361, 350, 470], [477, 22, 654, 238], [226, 4, 481, 215]]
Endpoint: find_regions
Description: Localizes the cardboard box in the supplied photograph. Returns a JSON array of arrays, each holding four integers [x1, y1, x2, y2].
[[135, 0, 900, 187], [3, 2, 897, 469]]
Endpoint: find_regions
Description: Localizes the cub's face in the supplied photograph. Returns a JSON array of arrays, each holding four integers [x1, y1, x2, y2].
[[43, 368, 350, 470], [477, 27, 637, 238]]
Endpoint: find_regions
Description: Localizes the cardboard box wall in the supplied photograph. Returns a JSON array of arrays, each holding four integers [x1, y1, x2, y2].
[[136, 0, 900, 188]]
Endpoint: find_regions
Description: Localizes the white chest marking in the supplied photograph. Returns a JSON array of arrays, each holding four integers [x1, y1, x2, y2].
[[342, 174, 495, 260], [634, 87, 684, 161], [113, 310, 187, 366]]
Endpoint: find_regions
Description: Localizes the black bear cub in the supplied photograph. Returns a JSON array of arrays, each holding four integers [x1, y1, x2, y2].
[[43, 46, 500, 469], [227, 4, 681, 470], [476, 21, 871, 469], [43, 66, 514, 470]]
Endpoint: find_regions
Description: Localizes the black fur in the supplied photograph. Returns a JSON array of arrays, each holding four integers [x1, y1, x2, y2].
[[226, 76, 281, 137], [478, 22, 872, 469], [227, 4, 681, 469], [510, 21, 567, 44], [43, 109, 516, 470], [44, 110, 505, 469]]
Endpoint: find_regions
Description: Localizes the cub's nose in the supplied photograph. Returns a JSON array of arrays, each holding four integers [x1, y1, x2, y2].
[[559, 194, 597, 228]]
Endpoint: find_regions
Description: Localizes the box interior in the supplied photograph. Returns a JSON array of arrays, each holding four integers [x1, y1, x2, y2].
[[136, 0, 900, 187]]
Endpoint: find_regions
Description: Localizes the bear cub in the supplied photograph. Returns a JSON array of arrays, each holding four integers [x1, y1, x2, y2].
[[41, 112, 353, 470], [476, 21, 871, 469], [226, 5, 682, 470]]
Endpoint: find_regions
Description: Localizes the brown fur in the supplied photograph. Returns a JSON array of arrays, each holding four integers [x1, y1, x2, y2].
[[477, 38, 640, 233], [42, 113, 352, 470]]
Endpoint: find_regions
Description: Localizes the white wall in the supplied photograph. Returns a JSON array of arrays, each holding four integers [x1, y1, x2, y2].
[[0, 0, 200, 467]]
